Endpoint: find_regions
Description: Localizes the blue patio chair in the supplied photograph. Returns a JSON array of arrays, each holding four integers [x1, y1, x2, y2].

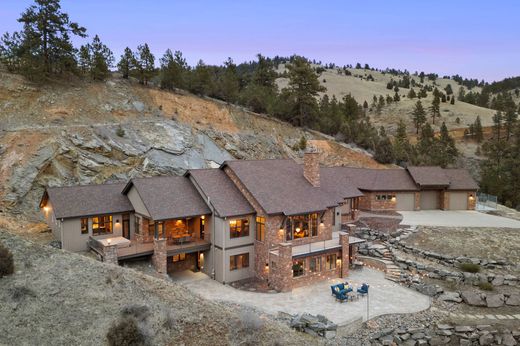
[[334, 289, 348, 303], [357, 283, 369, 296]]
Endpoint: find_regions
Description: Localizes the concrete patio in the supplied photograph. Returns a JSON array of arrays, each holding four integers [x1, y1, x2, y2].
[[399, 210, 520, 228], [170, 267, 430, 325]]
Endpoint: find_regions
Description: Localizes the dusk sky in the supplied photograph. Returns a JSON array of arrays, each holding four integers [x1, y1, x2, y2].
[[1, 0, 518, 82]]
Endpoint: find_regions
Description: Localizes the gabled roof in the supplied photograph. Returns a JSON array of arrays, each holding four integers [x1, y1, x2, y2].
[[323, 167, 418, 192], [223, 159, 340, 216], [407, 166, 451, 187], [187, 168, 255, 217], [319, 167, 365, 199], [444, 169, 479, 190], [122, 176, 211, 220], [43, 183, 133, 219]]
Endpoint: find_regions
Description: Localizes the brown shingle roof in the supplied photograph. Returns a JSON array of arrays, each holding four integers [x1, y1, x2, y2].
[[123, 176, 211, 220], [407, 166, 450, 187], [187, 168, 255, 217], [224, 159, 340, 216], [319, 167, 365, 199], [45, 183, 133, 219], [444, 169, 479, 190], [324, 167, 418, 191]]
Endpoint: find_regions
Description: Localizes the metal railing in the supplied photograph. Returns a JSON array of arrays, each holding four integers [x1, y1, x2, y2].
[[292, 238, 341, 256], [477, 192, 498, 211]]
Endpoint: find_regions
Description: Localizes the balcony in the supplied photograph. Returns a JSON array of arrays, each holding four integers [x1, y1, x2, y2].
[[269, 232, 365, 257]]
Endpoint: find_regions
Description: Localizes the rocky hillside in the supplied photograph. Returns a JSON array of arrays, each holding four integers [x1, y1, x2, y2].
[[0, 70, 385, 218], [0, 230, 317, 345]]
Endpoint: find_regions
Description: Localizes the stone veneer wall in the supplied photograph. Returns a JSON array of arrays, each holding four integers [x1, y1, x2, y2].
[[414, 192, 420, 210], [339, 232, 350, 277], [103, 244, 118, 265], [303, 152, 320, 187], [359, 192, 398, 211], [152, 238, 167, 274], [440, 190, 449, 210], [291, 251, 342, 289], [269, 243, 293, 292]]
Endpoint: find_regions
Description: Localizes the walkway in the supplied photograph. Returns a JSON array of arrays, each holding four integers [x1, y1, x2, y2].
[[170, 268, 430, 325], [399, 210, 520, 228]]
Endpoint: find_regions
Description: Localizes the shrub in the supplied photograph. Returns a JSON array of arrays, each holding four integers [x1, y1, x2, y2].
[[116, 126, 125, 137], [106, 316, 149, 346], [478, 282, 493, 291], [459, 263, 480, 273], [0, 243, 14, 278], [121, 305, 151, 322], [9, 285, 36, 301]]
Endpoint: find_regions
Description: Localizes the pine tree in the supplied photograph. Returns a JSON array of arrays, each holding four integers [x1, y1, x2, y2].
[[189, 60, 214, 96], [88, 35, 113, 80], [393, 120, 414, 165], [450, 96, 455, 105], [411, 100, 427, 134], [407, 88, 416, 99], [159, 49, 188, 90], [78, 44, 90, 75], [438, 122, 458, 167], [474, 116, 483, 143], [284, 55, 326, 127], [219, 57, 240, 103], [135, 43, 155, 85], [241, 54, 278, 113], [117, 47, 134, 79], [444, 84, 453, 95], [393, 91, 400, 102], [430, 94, 441, 124], [504, 110, 518, 141], [14, 0, 87, 78], [0, 32, 22, 72], [374, 127, 395, 164]]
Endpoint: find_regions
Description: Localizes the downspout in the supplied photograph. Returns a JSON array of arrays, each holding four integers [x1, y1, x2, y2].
[[222, 216, 226, 284]]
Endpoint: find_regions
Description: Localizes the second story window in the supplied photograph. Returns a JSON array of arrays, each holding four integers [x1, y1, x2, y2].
[[285, 213, 319, 241], [255, 216, 265, 241], [230, 219, 249, 238]]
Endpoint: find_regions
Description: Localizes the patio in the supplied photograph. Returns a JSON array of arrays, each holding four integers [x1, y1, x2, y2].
[[170, 267, 430, 325]]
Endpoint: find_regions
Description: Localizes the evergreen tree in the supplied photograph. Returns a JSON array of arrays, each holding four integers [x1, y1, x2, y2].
[[450, 96, 455, 105], [363, 100, 369, 109], [411, 100, 427, 134], [135, 43, 155, 85], [444, 84, 453, 95], [219, 57, 240, 103], [407, 88, 416, 99], [438, 122, 458, 167], [0, 32, 22, 72], [504, 110, 518, 141], [117, 47, 134, 79], [374, 127, 395, 164], [241, 54, 278, 113], [77, 44, 90, 75], [189, 60, 214, 96], [393, 120, 414, 165], [284, 55, 325, 127], [393, 91, 400, 102], [14, 0, 87, 78], [159, 49, 188, 90], [430, 93, 441, 124], [88, 35, 113, 80], [474, 116, 483, 143]]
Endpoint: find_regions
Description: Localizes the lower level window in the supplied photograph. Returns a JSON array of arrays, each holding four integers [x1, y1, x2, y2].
[[92, 215, 112, 236], [326, 254, 337, 270], [81, 218, 88, 234], [230, 253, 249, 271], [173, 253, 186, 262], [292, 259, 305, 277], [309, 257, 321, 272]]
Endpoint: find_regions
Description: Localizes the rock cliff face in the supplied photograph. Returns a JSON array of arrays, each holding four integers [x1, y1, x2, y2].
[[0, 70, 385, 218]]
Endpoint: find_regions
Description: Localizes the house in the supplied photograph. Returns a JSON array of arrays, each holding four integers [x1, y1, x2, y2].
[[40, 152, 478, 291]]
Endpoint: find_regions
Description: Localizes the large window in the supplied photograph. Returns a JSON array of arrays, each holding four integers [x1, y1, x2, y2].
[[255, 216, 265, 242], [375, 194, 395, 201], [81, 218, 88, 235], [292, 259, 305, 277], [173, 253, 186, 262], [230, 219, 249, 238], [326, 254, 337, 270], [309, 257, 321, 273], [230, 253, 249, 271], [285, 213, 319, 241], [92, 215, 112, 236]]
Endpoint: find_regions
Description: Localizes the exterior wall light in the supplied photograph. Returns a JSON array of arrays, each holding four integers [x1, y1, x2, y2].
[[201, 215, 205, 220], [469, 194, 474, 200], [391, 196, 396, 202]]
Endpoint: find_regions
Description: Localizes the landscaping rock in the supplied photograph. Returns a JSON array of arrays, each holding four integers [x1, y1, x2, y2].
[[439, 292, 462, 303], [461, 291, 486, 306], [486, 294, 505, 308], [506, 294, 520, 306], [479, 333, 494, 345]]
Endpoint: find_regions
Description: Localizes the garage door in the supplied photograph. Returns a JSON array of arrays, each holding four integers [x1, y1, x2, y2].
[[420, 191, 440, 210], [396, 193, 415, 211], [449, 192, 468, 210]]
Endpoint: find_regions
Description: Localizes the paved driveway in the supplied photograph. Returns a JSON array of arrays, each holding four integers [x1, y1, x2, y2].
[[171, 268, 430, 325], [399, 210, 520, 228]]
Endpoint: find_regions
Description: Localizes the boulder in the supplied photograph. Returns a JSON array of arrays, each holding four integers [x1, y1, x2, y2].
[[439, 292, 462, 303], [505, 294, 520, 306], [455, 326, 475, 333], [461, 291, 486, 306], [502, 332, 517, 346], [486, 294, 505, 308], [492, 275, 505, 286], [479, 333, 494, 345]]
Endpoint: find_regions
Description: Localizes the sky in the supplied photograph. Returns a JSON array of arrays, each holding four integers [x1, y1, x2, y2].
[[1, 0, 519, 82]]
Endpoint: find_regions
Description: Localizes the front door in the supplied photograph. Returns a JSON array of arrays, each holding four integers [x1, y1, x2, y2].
[[122, 213, 130, 239]]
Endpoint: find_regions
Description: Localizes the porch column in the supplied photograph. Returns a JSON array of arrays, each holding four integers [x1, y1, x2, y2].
[[414, 192, 421, 210], [339, 232, 349, 278], [152, 238, 167, 274], [103, 244, 118, 265], [271, 242, 293, 292]]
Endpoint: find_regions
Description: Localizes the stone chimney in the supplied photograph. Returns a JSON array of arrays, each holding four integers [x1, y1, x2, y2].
[[303, 150, 320, 187]]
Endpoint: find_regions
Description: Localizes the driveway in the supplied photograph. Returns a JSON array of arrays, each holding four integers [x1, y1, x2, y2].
[[171, 268, 430, 325], [399, 210, 520, 228]]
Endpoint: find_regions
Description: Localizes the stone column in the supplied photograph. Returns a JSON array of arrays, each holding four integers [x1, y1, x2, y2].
[[273, 242, 293, 292], [339, 232, 349, 278], [440, 191, 449, 210], [103, 244, 119, 265], [346, 224, 357, 234], [152, 238, 167, 274]]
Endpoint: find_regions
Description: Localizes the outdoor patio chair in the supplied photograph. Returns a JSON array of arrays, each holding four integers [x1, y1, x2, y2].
[[357, 283, 369, 296]]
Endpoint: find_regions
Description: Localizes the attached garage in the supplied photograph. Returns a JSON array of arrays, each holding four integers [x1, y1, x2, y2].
[[449, 192, 468, 210], [395, 193, 415, 211], [420, 191, 440, 210]]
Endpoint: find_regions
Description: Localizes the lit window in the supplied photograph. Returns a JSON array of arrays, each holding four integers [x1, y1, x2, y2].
[[173, 253, 186, 262], [292, 259, 305, 277], [326, 254, 337, 270], [230, 219, 249, 238], [81, 218, 88, 234], [92, 215, 112, 236], [309, 257, 321, 272], [255, 216, 265, 241], [230, 253, 249, 271]]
